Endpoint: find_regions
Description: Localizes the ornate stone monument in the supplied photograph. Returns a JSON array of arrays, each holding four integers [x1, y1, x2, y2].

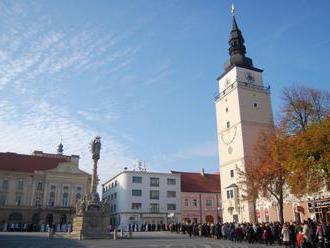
[[71, 136, 111, 239]]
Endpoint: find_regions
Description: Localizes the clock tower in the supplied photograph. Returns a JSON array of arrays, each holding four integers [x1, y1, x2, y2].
[[215, 13, 273, 223]]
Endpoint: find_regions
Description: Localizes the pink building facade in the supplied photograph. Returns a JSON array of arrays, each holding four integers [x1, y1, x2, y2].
[[180, 192, 221, 224], [171, 170, 222, 224]]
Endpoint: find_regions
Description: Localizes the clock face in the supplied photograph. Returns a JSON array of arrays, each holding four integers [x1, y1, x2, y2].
[[220, 126, 237, 146], [245, 72, 255, 83]]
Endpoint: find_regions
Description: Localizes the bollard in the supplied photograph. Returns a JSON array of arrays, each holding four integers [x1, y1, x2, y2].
[[113, 229, 117, 240]]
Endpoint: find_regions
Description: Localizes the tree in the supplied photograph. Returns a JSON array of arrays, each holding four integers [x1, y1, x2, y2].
[[286, 117, 330, 196], [280, 85, 330, 196], [239, 128, 289, 224], [281, 85, 330, 133]]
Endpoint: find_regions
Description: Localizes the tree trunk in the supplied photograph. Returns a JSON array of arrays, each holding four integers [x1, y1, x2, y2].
[[278, 190, 284, 224]]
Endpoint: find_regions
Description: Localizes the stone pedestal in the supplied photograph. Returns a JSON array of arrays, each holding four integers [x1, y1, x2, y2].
[[70, 207, 111, 240]]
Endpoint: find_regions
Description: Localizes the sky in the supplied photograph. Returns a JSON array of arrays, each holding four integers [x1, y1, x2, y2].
[[0, 0, 329, 186]]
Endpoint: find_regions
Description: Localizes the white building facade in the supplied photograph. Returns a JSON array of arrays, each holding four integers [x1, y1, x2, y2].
[[102, 171, 181, 229], [215, 15, 274, 223]]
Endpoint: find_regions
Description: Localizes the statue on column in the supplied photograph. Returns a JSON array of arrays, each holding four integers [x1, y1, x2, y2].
[[89, 136, 101, 204]]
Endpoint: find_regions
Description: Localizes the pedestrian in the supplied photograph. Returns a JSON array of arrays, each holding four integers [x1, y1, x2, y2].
[[281, 223, 290, 248]]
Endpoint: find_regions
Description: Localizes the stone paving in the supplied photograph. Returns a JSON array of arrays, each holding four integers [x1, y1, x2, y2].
[[0, 231, 283, 248]]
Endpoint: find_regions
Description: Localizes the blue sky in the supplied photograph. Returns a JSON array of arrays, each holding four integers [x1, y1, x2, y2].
[[0, 0, 329, 184]]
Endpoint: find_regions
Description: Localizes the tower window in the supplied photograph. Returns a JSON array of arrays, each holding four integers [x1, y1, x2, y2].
[[226, 121, 230, 129], [226, 190, 234, 199], [230, 170, 234, 178], [253, 103, 258, 108], [225, 107, 228, 112]]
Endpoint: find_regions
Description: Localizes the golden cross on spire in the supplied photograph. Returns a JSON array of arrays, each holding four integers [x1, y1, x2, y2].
[[231, 0, 235, 16]]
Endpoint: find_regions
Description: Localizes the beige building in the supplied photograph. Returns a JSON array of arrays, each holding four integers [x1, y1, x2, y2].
[[0, 146, 91, 228], [215, 14, 273, 223]]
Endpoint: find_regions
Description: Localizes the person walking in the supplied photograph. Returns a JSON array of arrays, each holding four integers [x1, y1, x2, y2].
[[281, 224, 290, 248], [297, 227, 304, 248]]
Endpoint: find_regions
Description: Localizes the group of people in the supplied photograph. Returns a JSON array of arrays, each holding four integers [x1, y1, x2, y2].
[[0, 221, 72, 233], [170, 219, 330, 248]]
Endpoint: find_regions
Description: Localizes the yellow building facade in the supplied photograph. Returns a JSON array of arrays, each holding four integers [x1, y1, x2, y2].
[[0, 149, 91, 229]]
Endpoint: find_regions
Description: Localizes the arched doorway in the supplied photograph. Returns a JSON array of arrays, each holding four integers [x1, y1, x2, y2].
[[205, 215, 214, 224], [46, 214, 53, 225], [32, 213, 40, 225], [8, 213, 23, 224]]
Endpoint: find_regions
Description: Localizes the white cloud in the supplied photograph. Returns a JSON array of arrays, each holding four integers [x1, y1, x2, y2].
[[0, 100, 134, 191]]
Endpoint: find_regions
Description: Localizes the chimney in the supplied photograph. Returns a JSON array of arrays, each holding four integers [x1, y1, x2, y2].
[[201, 168, 205, 176]]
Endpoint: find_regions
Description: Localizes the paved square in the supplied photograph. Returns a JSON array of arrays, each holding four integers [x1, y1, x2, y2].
[[0, 231, 283, 248]]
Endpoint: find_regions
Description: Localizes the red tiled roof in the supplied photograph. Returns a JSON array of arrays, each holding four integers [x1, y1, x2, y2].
[[0, 152, 68, 172], [171, 171, 221, 193]]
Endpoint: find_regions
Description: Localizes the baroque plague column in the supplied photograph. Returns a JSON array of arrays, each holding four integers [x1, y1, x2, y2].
[[71, 136, 110, 239]]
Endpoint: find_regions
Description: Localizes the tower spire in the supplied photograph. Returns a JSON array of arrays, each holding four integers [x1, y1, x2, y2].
[[224, 4, 254, 72], [231, 0, 235, 16]]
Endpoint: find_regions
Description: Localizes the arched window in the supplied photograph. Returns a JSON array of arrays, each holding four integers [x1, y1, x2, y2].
[[62, 192, 69, 207], [49, 192, 55, 207]]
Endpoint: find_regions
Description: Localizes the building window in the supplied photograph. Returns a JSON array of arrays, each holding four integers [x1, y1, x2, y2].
[[37, 182, 43, 191], [226, 121, 230, 129], [192, 199, 197, 207], [167, 191, 176, 198], [16, 195, 22, 206], [184, 199, 189, 207], [113, 204, 116, 212], [230, 170, 234, 178], [226, 189, 234, 199], [63, 186, 69, 191], [167, 204, 176, 211], [150, 203, 159, 213], [62, 192, 69, 207], [131, 203, 142, 210], [114, 193, 117, 199], [17, 180, 23, 190], [49, 192, 55, 207], [35, 196, 41, 207], [206, 199, 212, 207], [226, 107, 228, 112], [111, 194, 113, 200], [114, 180, 118, 187], [0, 195, 6, 206], [129, 216, 135, 221], [132, 189, 142, 196], [150, 178, 159, 187], [75, 193, 81, 202], [150, 190, 159, 199], [167, 178, 176, 185], [132, 176, 142, 183], [2, 180, 8, 190], [253, 102, 258, 108], [50, 185, 56, 191]]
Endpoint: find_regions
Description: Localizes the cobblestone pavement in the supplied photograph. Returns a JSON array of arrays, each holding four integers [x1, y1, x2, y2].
[[0, 231, 283, 248]]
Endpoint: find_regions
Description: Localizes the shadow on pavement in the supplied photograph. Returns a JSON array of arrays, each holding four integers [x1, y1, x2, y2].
[[0, 233, 88, 248]]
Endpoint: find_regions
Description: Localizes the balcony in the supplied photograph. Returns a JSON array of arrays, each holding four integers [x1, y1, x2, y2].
[[214, 81, 271, 101]]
